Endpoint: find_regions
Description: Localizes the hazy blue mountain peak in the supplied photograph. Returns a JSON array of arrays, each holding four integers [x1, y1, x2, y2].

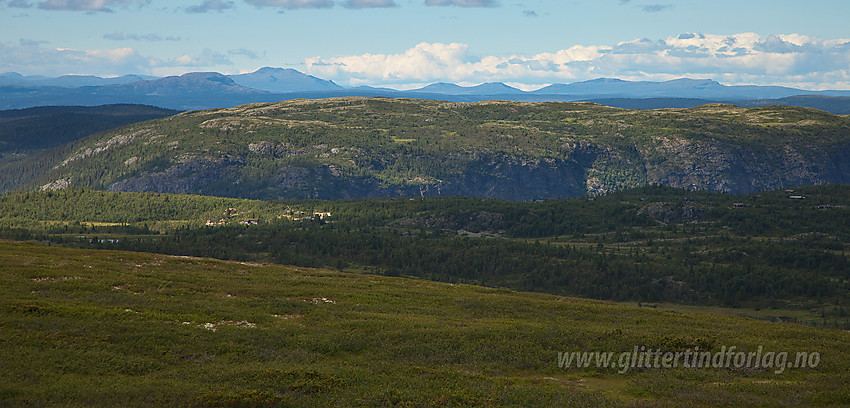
[[229, 67, 343, 93]]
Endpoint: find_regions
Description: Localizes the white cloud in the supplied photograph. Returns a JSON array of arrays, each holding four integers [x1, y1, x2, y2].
[[0, 41, 151, 75], [170, 49, 232, 67], [0, 41, 233, 76], [306, 42, 611, 86], [307, 42, 474, 83], [305, 34, 850, 89]]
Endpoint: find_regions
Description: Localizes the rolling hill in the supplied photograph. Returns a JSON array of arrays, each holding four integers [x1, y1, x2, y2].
[[10, 98, 850, 200]]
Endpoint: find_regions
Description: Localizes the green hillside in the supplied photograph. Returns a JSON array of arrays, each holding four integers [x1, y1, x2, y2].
[[3, 185, 850, 325], [2, 240, 848, 407], [12, 98, 850, 199]]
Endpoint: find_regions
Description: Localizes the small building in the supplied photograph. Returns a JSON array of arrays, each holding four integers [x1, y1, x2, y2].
[[789, 195, 806, 200], [733, 203, 746, 208], [313, 211, 332, 220], [817, 205, 832, 210]]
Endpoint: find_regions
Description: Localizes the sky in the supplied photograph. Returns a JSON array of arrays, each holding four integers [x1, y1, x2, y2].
[[1, 0, 850, 90]]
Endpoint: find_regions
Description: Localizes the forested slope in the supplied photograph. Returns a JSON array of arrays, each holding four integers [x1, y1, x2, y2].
[[12, 98, 850, 199], [3, 185, 849, 324]]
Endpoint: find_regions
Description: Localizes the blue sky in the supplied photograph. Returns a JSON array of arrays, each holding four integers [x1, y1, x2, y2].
[[2, 0, 850, 90]]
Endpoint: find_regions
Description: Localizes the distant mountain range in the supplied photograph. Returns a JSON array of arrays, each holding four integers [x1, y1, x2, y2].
[[0, 72, 158, 87], [2, 67, 850, 113], [530, 78, 847, 100]]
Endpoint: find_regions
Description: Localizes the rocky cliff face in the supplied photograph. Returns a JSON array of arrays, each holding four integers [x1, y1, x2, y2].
[[29, 98, 850, 200], [104, 155, 589, 200]]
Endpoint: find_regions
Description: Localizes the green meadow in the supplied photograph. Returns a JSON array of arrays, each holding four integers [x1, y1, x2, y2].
[[2, 240, 848, 407]]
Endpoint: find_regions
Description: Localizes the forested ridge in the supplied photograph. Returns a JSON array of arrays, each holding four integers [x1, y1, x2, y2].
[[10, 98, 850, 199]]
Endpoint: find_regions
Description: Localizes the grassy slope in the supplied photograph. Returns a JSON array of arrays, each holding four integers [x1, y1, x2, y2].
[[2, 240, 848, 407]]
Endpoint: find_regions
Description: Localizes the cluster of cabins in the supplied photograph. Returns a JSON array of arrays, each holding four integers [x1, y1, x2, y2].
[[277, 208, 332, 221], [206, 207, 332, 227], [206, 208, 251, 226], [731, 190, 834, 210]]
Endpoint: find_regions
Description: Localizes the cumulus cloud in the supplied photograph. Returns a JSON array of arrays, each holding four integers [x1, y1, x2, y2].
[[243, 0, 333, 8], [4, 0, 151, 12], [424, 0, 498, 7], [307, 42, 473, 84], [185, 0, 233, 13], [343, 0, 397, 8], [170, 49, 232, 67], [0, 42, 152, 75], [103, 32, 181, 41], [305, 33, 850, 90]]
